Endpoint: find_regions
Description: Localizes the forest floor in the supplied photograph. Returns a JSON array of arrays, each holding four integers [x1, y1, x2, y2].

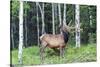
[[11, 43, 96, 66]]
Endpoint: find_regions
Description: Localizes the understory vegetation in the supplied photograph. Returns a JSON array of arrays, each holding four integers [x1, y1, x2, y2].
[[11, 43, 96, 65], [10, 1, 97, 66]]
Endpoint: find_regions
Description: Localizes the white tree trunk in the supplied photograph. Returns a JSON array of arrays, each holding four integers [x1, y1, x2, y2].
[[89, 7, 92, 26], [89, 6, 93, 44], [63, 4, 66, 25], [54, 4, 58, 34], [52, 3, 55, 34], [36, 2, 40, 46], [58, 3, 62, 25], [18, 1, 23, 64], [11, 22, 14, 49], [75, 4, 80, 47], [58, 3, 62, 33], [25, 2, 27, 47], [38, 3, 45, 34], [42, 3, 45, 34]]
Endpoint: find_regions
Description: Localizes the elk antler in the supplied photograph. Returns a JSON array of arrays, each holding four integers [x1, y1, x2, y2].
[[68, 20, 72, 26]]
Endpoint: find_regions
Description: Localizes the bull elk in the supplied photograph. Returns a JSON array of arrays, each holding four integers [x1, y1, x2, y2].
[[39, 20, 75, 63]]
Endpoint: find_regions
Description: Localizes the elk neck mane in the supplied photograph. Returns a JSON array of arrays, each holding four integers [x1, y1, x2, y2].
[[62, 30, 69, 43]]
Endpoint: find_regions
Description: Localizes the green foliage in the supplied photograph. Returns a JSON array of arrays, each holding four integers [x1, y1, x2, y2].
[[11, 0, 19, 17], [11, 44, 96, 65], [12, 46, 41, 65], [10, 1, 96, 49], [23, 2, 31, 17], [80, 5, 96, 44], [11, 0, 31, 17]]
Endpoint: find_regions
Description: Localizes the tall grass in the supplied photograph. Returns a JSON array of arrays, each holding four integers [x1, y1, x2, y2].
[[11, 44, 96, 65]]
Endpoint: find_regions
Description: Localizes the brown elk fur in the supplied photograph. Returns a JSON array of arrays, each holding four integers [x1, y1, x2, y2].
[[40, 34, 65, 48], [40, 25, 69, 63]]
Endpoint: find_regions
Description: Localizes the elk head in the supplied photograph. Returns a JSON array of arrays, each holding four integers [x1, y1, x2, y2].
[[59, 20, 76, 34]]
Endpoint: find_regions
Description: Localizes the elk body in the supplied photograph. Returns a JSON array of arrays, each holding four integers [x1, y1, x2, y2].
[[40, 25, 70, 63]]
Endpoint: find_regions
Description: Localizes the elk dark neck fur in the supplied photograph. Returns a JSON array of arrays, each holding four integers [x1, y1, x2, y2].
[[62, 31, 69, 43]]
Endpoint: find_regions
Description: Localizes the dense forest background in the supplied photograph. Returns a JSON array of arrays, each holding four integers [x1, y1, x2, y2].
[[10, 1, 96, 50]]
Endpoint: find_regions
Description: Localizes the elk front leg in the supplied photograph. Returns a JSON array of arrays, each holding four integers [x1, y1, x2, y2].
[[40, 42, 47, 64], [62, 47, 65, 58], [60, 46, 65, 58], [60, 46, 63, 58]]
